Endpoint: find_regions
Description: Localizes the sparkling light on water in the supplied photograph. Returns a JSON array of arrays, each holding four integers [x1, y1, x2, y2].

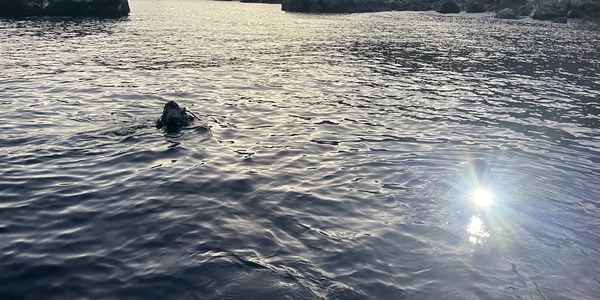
[[467, 215, 490, 244]]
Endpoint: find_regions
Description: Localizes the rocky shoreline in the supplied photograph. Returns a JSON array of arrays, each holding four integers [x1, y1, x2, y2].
[[0, 0, 130, 17], [1, 0, 597, 21], [280, 0, 600, 22]]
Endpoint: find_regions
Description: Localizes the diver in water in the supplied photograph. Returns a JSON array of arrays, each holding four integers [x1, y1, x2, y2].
[[156, 100, 195, 133]]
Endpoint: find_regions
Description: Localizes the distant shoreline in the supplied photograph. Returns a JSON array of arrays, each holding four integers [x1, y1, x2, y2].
[[237, 0, 600, 23]]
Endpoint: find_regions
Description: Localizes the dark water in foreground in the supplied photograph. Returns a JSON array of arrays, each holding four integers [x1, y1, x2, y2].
[[1, 0, 600, 299]]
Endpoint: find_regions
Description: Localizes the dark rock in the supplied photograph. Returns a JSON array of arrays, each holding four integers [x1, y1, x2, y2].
[[241, 0, 282, 3], [466, 1, 486, 12], [495, 7, 519, 18], [282, 0, 390, 13], [281, 0, 308, 11], [519, 0, 536, 16], [567, 8, 581, 18], [156, 101, 194, 133], [391, 0, 435, 11], [531, 0, 568, 20], [437, 1, 460, 13], [279, 0, 600, 19], [0, 0, 130, 17], [568, 0, 600, 20], [551, 16, 567, 22], [496, 0, 525, 9]]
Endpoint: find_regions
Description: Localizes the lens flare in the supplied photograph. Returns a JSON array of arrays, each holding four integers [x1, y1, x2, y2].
[[472, 187, 493, 207]]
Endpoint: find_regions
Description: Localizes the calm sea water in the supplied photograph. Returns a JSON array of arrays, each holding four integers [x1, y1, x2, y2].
[[1, 0, 599, 299]]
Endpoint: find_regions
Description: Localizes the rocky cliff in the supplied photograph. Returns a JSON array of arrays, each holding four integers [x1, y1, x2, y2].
[[0, 0, 130, 17], [282, 0, 390, 13], [241, 0, 283, 4], [281, 0, 600, 21]]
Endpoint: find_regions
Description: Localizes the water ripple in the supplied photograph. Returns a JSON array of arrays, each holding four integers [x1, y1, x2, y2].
[[1, 1, 599, 299]]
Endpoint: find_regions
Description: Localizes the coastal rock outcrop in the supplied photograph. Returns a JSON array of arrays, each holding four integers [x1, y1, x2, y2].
[[518, 0, 536, 15], [282, 0, 390, 13], [568, 0, 600, 19], [437, 1, 461, 12], [495, 7, 519, 18], [0, 0, 130, 17], [279, 0, 600, 21], [391, 0, 436, 11], [495, 0, 526, 9], [530, 0, 569, 20], [241, 0, 282, 3], [466, 0, 486, 12]]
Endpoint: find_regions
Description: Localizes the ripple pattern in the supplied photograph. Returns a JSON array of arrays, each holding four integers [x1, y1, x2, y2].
[[1, 1, 600, 299]]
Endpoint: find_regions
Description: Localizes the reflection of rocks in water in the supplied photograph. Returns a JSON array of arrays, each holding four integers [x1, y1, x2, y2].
[[0, 0, 130, 18]]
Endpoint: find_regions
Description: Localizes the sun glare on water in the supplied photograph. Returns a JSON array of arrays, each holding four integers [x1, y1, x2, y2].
[[472, 187, 493, 208]]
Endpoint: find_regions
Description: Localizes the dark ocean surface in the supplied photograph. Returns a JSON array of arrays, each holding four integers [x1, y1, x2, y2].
[[1, 0, 599, 298]]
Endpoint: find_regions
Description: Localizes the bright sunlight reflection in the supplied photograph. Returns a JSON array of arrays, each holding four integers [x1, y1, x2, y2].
[[467, 215, 490, 244], [472, 187, 493, 208]]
